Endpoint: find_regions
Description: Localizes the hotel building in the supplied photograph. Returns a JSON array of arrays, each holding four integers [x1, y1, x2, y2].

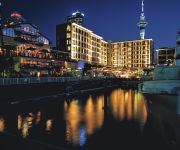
[[111, 39, 154, 68], [67, 11, 84, 26], [56, 22, 109, 66], [56, 10, 154, 69], [56, 20, 153, 69]]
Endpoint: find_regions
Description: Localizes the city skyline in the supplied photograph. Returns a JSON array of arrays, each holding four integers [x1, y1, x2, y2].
[[2, 0, 180, 49]]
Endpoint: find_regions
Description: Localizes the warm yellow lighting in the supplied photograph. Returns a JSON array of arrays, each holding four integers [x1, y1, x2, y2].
[[126, 90, 133, 120], [95, 96, 104, 128], [18, 114, 22, 130], [36, 111, 41, 124], [84, 97, 95, 135], [65, 100, 81, 145], [22, 120, 29, 138], [0, 118, 5, 133], [109, 89, 147, 125], [21, 114, 34, 138], [46, 119, 53, 131]]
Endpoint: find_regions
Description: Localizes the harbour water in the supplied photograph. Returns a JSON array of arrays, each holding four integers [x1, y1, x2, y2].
[[0, 88, 179, 150]]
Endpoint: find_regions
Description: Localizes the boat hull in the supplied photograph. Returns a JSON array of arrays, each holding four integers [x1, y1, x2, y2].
[[139, 80, 180, 95]]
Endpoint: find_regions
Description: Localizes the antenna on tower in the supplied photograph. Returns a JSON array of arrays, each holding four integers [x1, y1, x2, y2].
[[142, 0, 144, 13], [137, 0, 148, 40]]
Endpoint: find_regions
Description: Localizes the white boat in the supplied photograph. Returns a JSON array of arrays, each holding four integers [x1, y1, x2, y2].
[[139, 31, 180, 96], [139, 66, 180, 95]]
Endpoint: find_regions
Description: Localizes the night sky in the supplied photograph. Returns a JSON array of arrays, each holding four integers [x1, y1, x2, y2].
[[2, 0, 180, 49]]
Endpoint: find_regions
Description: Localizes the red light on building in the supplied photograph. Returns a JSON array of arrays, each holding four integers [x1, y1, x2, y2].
[[10, 12, 22, 18]]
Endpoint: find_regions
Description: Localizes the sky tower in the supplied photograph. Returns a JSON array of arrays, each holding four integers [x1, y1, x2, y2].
[[137, 0, 148, 40]]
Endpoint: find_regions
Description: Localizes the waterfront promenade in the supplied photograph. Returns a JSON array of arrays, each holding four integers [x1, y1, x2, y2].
[[0, 76, 140, 86], [0, 76, 98, 86], [0, 76, 140, 103]]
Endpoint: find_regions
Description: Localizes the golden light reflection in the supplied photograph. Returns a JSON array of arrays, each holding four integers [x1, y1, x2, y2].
[[127, 90, 132, 120], [64, 100, 68, 114], [64, 90, 147, 146], [0, 118, 5, 133], [65, 100, 81, 145], [36, 111, 41, 124], [133, 93, 148, 124], [18, 114, 22, 130], [22, 120, 29, 138], [118, 90, 125, 121], [21, 113, 34, 138], [133, 92, 138, 119], [109, 89, 147, 125], [110, 89, 119, 119], [95, 96, 104, 128], [46, 119, 53, 131], [64, 96, 105, 146], [85, 97, 95, 135]]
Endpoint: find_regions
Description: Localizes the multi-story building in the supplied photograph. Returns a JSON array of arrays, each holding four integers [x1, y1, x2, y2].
[[56, 8, 154, 69], [67, 11, 84, 26], [56, 22, 108, 66], [101, 40, 109, 66], [56, 21, 154, 68], [157, 47, 176, 65], [111, 39, 153, 68], [0, 12, 61, 77]]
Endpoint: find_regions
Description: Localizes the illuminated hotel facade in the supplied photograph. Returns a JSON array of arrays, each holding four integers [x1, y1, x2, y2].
[[57, 22, 153, 69], [110, 39, 154, 68], [57, 22, 109, 66], [57, 9, 154, 69], [56, 1, 154, 69]]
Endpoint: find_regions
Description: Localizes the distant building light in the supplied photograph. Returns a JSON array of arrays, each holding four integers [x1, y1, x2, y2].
[[72, 11, 84, 17], [11, 12, 22, 18], [72, 12, 76, 16]]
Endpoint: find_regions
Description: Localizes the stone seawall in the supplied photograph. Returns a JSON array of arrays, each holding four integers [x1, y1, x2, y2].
[[0, 78, 140, 103]]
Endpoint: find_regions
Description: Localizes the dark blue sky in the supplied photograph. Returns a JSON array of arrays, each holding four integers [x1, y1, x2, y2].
[[2, 0, 180, 49]]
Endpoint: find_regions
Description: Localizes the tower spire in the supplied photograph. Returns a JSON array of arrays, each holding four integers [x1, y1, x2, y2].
[[137, 0, 148, 40], [142, 0, 144, 13]]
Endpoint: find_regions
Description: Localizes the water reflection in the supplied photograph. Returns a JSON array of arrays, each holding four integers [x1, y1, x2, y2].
[[17, 114, 22, 130], [95, 96, 104, 128], [0, 88, 149, 149], [0, 117, 5, 133], [64, 96, 104, 146], [85, 97, 95, 135], [17, 113, 38, 138], [36, 111, 41, 124], [65, 100, 81, 145], [145, 93, 180, 149], [22, 113, 34, 138], [109, 89, 147, 126], [64, 90, 147, 146], [46, 119, 53, 131]]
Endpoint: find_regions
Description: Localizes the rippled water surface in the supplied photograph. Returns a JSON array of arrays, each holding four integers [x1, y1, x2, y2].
[[0, 88, 179, 150]]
